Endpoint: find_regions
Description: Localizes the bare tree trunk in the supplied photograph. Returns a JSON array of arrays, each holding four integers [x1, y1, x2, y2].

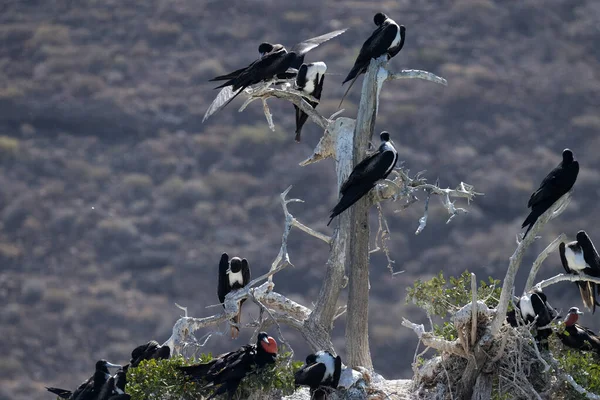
[[345, 56, 388, 369]]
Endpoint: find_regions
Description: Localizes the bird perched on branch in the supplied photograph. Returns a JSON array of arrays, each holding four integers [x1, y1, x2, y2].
[[46, 360, 122, 400], [521, 148, 579, 237], [178, 332, 278, 400], [328, 131, 398, 226], [207, 29, 346, 114], [339, 12, 405, 107], [218, 253, 251, 339], [129, 340, 171, 367], [558, 307, 600, 354], [506, 287, 558, 350], [294, 351, 342, 400], [97, 366, 130, 400], [293, 61, 327, 142], [559, 231, 600, 314]]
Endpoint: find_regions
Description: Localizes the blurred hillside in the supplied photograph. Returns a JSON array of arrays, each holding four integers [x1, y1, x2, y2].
[[1, 0, 600, 398]]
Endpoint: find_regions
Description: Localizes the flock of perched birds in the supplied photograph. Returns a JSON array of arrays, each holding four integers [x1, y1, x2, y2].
[[44, 10, 600, 400]]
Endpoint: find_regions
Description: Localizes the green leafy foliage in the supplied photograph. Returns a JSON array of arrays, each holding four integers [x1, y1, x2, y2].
[[406, 271, 501, 341], [548, 335, 600, 399], [126, 352, 303, 400], [406, 271, 501, 319]]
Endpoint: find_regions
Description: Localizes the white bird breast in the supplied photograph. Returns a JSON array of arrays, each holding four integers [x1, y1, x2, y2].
[[565, 246, 588, 271], [519, 294, 535, 321], [227, 268, 244, 286], [390, 22, 401, 48], [302, 62, 327, 95], [315, 351, 335, 380]]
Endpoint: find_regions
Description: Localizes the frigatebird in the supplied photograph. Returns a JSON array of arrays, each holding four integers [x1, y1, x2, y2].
[[294, 62, 327, 142], [129, 340, 170, 367], [218, 253, 251, 339], [207, 29, 346, 116], [559, 231, 600, 314], [339, 13, 405, 107], [506, 288, 558, 350], [328, 131, 398, 226], [294, 351, 342, 400], [178, 332, 278, 400], [522, 149, 579, 237], [46, 360, 122, 400], [97, 367, 130, 400], [558, 307, 600, 355]]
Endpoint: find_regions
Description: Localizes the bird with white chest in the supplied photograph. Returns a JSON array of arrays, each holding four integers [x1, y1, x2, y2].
[[218, 253, 251, 339]]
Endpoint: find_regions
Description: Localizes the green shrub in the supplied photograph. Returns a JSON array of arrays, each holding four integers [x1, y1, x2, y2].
[[126, 352, 303, 400], [549, 334, 600, 399]]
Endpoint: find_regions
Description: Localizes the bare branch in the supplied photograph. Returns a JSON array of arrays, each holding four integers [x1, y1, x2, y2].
[[401, 318, 467, 357], [535, 272, 600, 290], [489, 191, 572, 336], [548, 355, 600, 400], [387, 69, 448, 86], [470, 273, 478, 348], [523, 233, 566, 292]]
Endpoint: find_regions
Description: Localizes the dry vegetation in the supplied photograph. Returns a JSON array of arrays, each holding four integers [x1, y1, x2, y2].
[[1, 0, 600, 399]]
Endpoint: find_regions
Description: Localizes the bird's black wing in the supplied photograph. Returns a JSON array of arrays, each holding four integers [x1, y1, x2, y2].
[[332, 356, 342, 388], [294, 363, 327, 387], [210, 66, 251, 82], [340, 150, 395, 195], [559, 242, 573, 274], [218, 253, 229, 304], [527, 161, 578, 209], [579, 232, 600, 276], [97, 377, 116, 400], [241, 259, 251, 286], [45, 387, 72, 399], [290, 29, 348, 56]]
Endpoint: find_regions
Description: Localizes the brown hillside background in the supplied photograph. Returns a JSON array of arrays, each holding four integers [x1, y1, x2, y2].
[[1, 0, 600, 398]]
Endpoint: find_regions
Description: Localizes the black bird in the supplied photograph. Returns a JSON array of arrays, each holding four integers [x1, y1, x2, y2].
[[294, 351, 342, 400], [129, 340, 170, 367], [294, 62, 327, 142], [97, 368, 130, 400], [46, 360, 121, 400], [558, 307, 600, 355], [506, 288, 558, 350], [522, 149, 579, 237], [559, 231, 600, 314], [340, 13, 406, 107], [210, 29, 346, 113], [209, 43, 284, 83], [218, 253, 251, 339], [178, 332, 278, 400], [328, 131, 398, 226]]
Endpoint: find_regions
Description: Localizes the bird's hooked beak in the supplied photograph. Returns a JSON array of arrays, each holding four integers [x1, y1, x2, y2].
[[106, 362, 122, 369], [262, 336, 270, 345], [575, 310, 584, 315]]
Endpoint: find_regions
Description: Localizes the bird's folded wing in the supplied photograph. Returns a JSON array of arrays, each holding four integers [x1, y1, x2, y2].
[[203, 86, 241, 122], [294, 363, 326, 385]]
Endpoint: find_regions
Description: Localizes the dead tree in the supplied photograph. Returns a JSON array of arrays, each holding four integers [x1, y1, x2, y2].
[[164, 56, 480, 386]]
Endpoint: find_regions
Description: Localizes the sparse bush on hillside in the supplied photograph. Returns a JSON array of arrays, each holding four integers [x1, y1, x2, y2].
[[0, 135, 19, 159]]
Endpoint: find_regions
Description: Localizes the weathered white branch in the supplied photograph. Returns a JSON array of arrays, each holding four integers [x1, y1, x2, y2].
[[489, 191, 572, 336], [401, 318, 467, 357], [387, 69, 448, 86], [536, 273, 600, 290], [523, 233, 566, 292]]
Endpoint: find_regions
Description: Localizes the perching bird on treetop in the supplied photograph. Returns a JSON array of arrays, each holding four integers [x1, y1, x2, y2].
[[339, 12, 406, 107], [178, 332, 278, 400], [558, 307, 600, 355], [294, 350, 342, 400], [521, 148, 579, 237], [46, 360, 122, 400], [328, 131, 398, 226], [293, 61, 327, 142], [208, 29, 347, 114], [559, 230, 600, 314], [218, 252, 251, 339]]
